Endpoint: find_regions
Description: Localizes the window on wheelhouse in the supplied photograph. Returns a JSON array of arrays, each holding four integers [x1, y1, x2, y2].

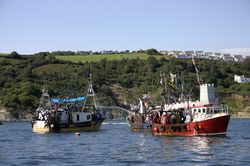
[[202, 108, 206, 113], [198, 109, 201, 113], [77, 114, 80, 121], [207, 108, 211, 114], [214, 110, 219, 114]]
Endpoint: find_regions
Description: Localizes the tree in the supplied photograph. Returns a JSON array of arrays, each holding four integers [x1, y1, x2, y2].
[[243, 57, 250, 74], [10, 51, 21, 59], [147, 56, 158, 68], [146, 48, 159, 55]]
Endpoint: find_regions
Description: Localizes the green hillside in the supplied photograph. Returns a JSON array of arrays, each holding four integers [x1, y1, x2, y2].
[[56, 53, 164, 63], [0, 53, 8, 56], [0, 52, 250, 119]]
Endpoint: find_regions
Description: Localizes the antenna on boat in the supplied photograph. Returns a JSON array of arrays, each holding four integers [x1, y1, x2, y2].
[[192, 56, 203, 85]]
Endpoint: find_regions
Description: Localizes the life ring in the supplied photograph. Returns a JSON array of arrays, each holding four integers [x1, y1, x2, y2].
[[194, 123, 199, 130], [160, 125, 165, 131]]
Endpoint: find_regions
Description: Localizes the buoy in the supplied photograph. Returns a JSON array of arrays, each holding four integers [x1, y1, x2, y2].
[[153, 127, 159, 133], [75, 132, 80, 136]]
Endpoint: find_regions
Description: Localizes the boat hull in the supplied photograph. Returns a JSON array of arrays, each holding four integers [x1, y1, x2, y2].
[[130, 122, 152, 132], [32, 120, 102, 133], [128, 114, 152, 132], [152, 114, 230, 136]]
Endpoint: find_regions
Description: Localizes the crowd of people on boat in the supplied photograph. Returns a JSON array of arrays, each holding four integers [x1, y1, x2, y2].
[[128, 108, 192, 125], [34, 102, 104, 125]]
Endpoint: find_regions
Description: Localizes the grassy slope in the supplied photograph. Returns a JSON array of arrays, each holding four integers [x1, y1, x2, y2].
[[32, 64, 75, 76], [0, 53, 8, 56], [55, 53, 164, 63]]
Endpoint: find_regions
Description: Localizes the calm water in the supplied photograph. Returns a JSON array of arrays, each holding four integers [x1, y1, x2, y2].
[[0, 119, 250, 166]]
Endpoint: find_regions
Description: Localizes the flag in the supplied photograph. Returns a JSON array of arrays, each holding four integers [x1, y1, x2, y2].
[[160, 74, 163, 85], [170, 72, 176, 83]]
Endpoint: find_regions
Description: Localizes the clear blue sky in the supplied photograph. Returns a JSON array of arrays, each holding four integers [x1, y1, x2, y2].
[[0, 0, 250, 55]]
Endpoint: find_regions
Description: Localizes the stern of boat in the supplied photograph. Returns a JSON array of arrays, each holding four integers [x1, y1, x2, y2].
[[32, 120, 53, 133]]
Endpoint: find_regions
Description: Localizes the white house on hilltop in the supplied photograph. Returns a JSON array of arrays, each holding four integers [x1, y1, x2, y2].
[[222, 53, 234, 62], [233, 55, 244, 62], [234, 75, 250, 83], [158, 50, 245, 62]]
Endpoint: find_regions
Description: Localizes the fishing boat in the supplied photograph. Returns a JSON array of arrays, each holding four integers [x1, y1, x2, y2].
[[127, 98, 155, 132], [32, 75, 104, 133], [152, 58, 230, 136], [152, 83, 230, 136]]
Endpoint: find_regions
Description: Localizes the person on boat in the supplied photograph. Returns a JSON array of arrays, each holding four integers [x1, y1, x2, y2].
[[160, 112, 168, 124], [145, 114, 151, 123], [152, 112, 160, 124], [38, 112, 43, 120], [54, 104, 58, 110], [169, 113, 176, 124], [91, 109, 98, 121], [185, 113, 191, 123], [178, 109, 186, 123]]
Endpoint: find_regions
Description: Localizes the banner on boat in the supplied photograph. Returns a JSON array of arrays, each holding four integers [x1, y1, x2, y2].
[[51, 97, 86, 104]]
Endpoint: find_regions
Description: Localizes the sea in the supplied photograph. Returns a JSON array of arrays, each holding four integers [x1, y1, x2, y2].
[[0, 119, 250, 166]]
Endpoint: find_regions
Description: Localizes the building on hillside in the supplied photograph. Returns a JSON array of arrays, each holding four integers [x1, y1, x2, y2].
[[234, 75, 250, 83], [195, 51, 204, 59], [212, 53, 222, 60], [159, 51, 168, 55], [175, 54, 192, 59], [195, 51, 204, 55], [185, 51, 195, 56], [168, 50, 182, 57], [204, 52, 212, 59], [222, 53, 234, 62], [233, 55, 244, 62]]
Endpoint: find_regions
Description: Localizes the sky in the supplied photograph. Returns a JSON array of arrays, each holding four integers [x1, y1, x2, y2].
[[0, 0, 250, 55]]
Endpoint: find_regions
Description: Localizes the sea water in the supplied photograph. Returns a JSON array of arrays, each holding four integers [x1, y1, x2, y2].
[[0, 119, 249, 165]]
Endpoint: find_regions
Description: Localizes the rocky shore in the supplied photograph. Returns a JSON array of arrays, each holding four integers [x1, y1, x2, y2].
[[231, 112, 250, 118], [0, 108, 33, 122]]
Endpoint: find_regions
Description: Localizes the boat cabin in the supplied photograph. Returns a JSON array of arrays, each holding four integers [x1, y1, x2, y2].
[[71, 112, 92, 123], [191, 105, 228, 121]]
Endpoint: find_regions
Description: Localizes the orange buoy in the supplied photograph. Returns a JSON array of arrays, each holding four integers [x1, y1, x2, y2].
[[153, 127, 159, 133], [75, 132, 80, 136]]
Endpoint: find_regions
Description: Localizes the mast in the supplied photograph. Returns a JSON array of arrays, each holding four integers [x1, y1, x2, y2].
[[82, 73, 101, 111], [160, 73, 168, 106], [37, 77, 51, 111], [192, 56, 203, 85], [179, 74, 185, 102]]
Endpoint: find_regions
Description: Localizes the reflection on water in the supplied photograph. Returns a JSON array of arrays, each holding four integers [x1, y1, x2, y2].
[[137, 134, 146, 160], [158, 136, 230, 164]]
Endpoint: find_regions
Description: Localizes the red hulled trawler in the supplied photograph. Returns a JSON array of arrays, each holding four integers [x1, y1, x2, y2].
[[152, 83, 230, 136], [152, 58, 230, 136]]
